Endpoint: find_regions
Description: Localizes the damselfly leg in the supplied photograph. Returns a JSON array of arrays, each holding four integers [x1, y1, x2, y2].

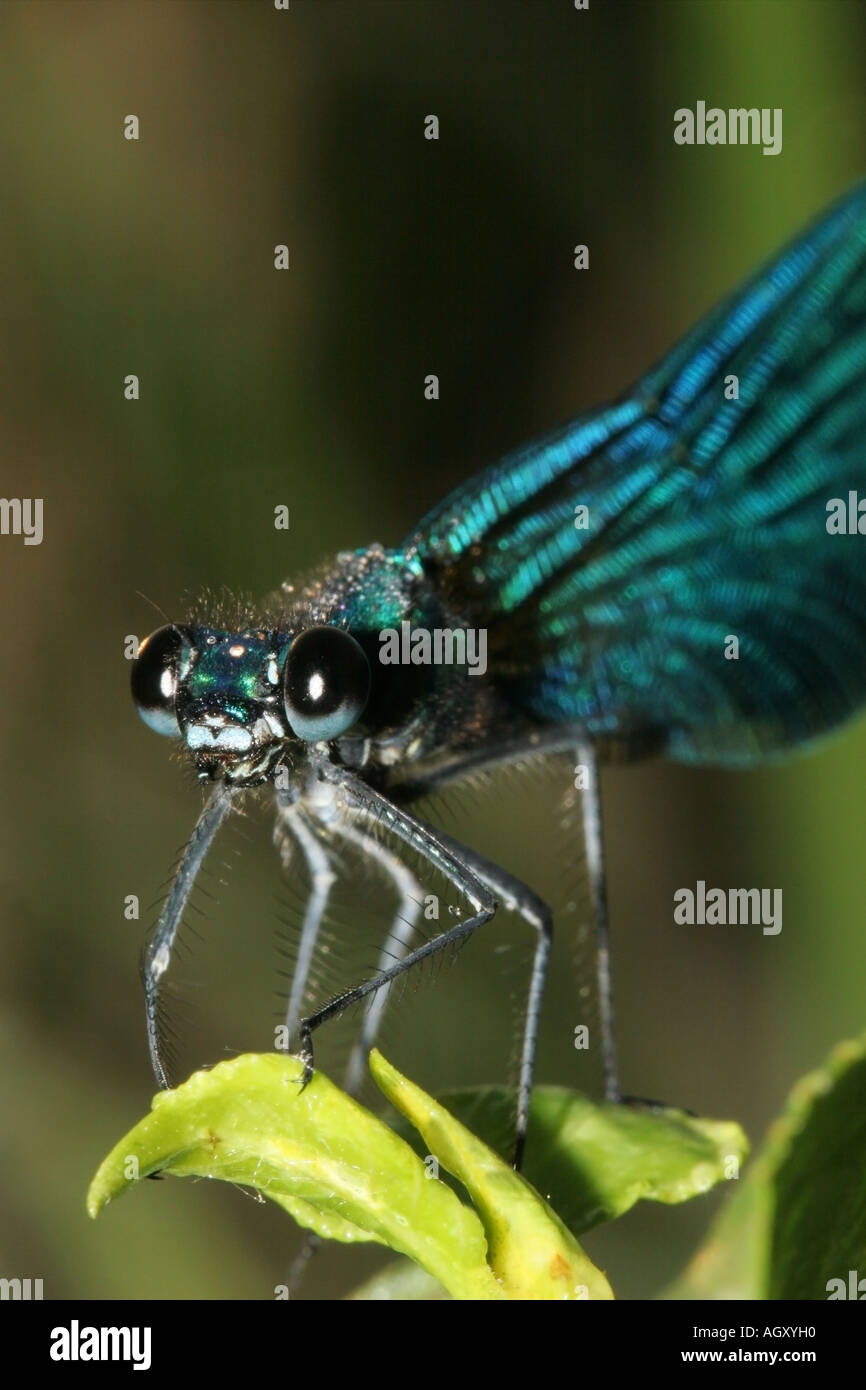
[[295, 765, 555, 1169]]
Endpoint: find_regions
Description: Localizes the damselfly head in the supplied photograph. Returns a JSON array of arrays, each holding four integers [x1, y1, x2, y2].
[[131, 622, 371, 785]]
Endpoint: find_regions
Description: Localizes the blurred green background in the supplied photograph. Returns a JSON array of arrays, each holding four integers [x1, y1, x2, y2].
[[1, 0, 866, 1301]]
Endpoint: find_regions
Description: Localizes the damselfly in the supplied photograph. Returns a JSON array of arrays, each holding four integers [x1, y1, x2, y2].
[[132, 182, 866, 1166]]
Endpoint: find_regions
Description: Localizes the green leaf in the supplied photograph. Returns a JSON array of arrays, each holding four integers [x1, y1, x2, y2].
[[90, 1050, 744, 1301], [667, 1033, 866, 1300], [370, 1051, 614, 1300], [88, 1053, 503, 1301], [389, 1084, 748, 1236]]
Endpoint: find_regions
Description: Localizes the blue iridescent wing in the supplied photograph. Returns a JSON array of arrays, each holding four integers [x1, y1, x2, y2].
[[407, 181, 866, 766]]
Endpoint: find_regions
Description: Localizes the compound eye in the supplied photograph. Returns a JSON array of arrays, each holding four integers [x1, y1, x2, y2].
[[282, 626, 371, 741], [131, 625, 195, 737]]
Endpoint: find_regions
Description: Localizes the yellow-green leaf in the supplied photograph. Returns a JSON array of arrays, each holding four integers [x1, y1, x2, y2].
[[370, 1050, 614, 1300], [88, 1053, 503, 1301]]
